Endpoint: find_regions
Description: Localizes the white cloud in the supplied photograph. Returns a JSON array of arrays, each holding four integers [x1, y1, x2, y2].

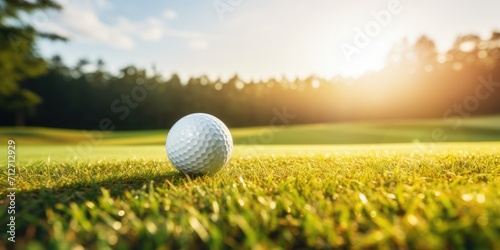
[[140, 18, 165, 41], [163, 9, 178, 20], [189, 40, 209, 50], [47, 0, 134, 49], [43, 1, 207, 50], [43, 0, 136, 49], [94, 0, 113, 10], [116, 17, 165, 42], [164, 28, 209, 50], [166, 29, 205, 40]]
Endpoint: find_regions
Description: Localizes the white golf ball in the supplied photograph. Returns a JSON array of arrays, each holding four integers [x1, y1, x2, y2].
[[166, 113, 233, 175]]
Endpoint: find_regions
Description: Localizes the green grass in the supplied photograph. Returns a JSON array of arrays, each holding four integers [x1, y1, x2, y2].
[[2, 115, 500, 145], [1, 143, 499, 249]]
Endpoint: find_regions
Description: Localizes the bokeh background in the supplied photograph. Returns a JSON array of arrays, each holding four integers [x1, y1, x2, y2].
[[1, 0, 499, 141]]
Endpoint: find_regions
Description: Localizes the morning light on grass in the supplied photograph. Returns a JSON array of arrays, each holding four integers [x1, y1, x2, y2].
[[1, 0, 500, 249], [1, 142, 500, 249]]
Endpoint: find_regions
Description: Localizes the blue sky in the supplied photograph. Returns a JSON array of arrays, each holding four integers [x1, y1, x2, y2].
[[36, 0, 500, 81]]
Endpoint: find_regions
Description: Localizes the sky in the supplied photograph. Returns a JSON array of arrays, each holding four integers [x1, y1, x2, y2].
[[35, 0, 500, 81]]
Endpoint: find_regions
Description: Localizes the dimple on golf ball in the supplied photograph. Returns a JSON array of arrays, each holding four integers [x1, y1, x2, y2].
[[166, 113, 233, 175]]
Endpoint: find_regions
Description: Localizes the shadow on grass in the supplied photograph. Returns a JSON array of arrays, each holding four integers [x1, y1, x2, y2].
[[0, 169, 207, 243]]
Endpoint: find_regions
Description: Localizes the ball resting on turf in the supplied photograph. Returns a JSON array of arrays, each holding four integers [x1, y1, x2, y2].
[[166, 113, 233, 175]]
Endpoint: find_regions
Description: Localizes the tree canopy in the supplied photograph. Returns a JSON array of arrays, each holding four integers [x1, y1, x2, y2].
[[0, 0, 65, 125]]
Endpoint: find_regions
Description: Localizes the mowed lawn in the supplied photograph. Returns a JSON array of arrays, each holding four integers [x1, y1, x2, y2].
[[1, 115, 500, 146], [0, 142, 499, 249], [1, 117, 499, 249]]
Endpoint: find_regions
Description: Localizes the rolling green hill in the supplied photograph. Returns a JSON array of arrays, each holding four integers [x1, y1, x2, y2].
[[1, 115, 499, 145]]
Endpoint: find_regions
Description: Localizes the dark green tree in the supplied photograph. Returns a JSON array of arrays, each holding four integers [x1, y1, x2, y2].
[[0, 0, 65, 126]]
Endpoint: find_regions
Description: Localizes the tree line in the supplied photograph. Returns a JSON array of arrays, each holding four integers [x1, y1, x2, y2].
[[1, 31, 500, 130]]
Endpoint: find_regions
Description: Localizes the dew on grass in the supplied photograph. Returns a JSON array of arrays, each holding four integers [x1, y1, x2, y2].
[[476, 194, 486, 203], [108, 235, 118, 245], [261, 210, 269, 223], [146, 222, 157, 234], [270, 201, 276, 209], [407, 215, 419, 226], [189, 217, 209, 242], [112, 221, 122, 230], [86, 201, 95, 209], [359, 193, 368, 204], [212, 201, 220, 213], [239, 176, 246, 185], [257, 196, 266, 205], [462, 194, 473, 201]]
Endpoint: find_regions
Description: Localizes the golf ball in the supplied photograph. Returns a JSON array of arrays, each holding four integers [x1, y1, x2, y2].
[[166, 113, 233, 174]]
